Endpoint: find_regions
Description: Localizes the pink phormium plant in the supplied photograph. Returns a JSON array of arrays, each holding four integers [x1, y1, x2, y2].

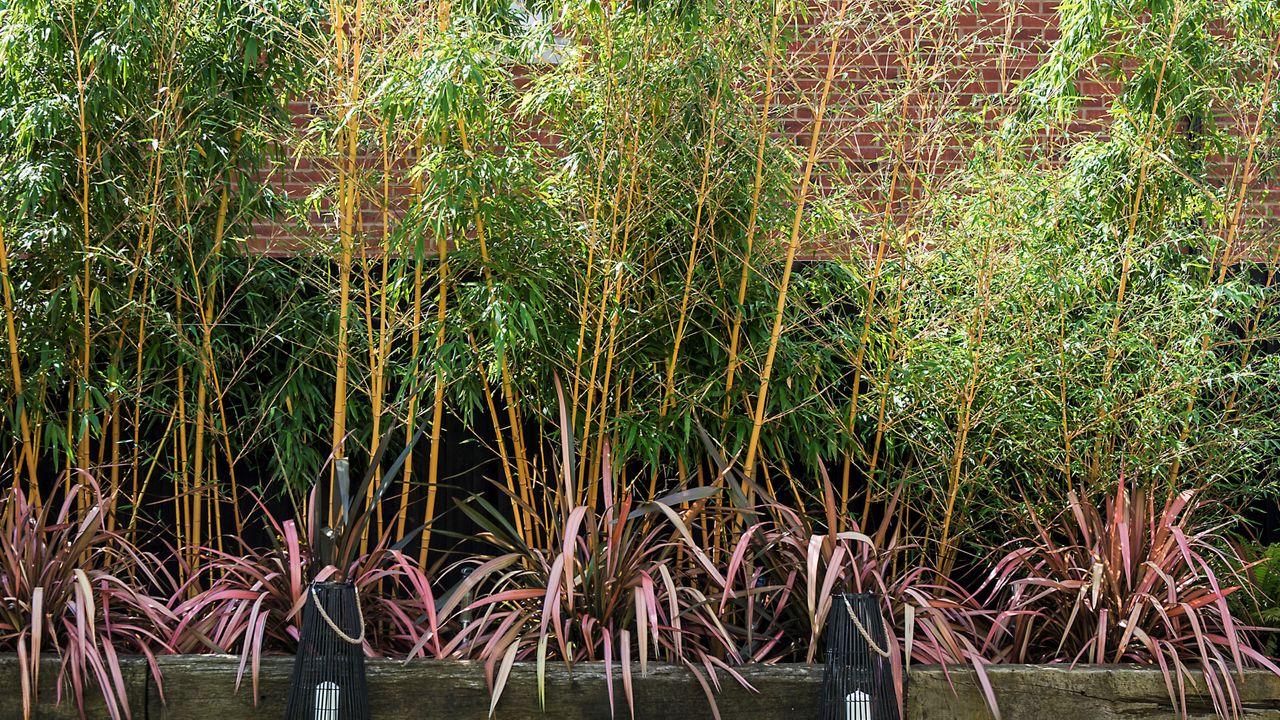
[[168, 511, 311, 696], [0, 477, 175, 720], [439, 381, 748, 719], [452, 483, 746, 720], [984, 482, 1280, 718], [170, 426, 443, 689], [719, 462, 1004, 718], [169, 501, 443, 699]]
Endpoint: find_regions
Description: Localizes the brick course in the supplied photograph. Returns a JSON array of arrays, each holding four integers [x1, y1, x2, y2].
[[251, 1, 1276, 259]]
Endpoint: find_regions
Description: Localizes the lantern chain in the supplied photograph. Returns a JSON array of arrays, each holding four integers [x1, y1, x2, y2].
[[842, 594, 892, 658], [311, 586, 366, 645]]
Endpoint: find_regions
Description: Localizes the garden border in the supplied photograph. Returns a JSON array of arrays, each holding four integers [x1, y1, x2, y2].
[[5, 655, 1279, 719]]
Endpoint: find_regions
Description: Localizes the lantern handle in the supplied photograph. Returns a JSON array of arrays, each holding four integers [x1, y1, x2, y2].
[[842, 595, 892, 658], [311, 585, 366, 645]]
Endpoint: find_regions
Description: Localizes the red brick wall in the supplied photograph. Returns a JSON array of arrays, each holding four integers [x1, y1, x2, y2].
[[250, 1, 1276, 259]]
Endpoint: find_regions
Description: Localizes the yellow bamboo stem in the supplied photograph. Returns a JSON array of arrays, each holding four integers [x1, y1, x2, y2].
[[1092, 10, 1180, 481], [724, 2, 781, 407], [396, 1, 434, 544], [330, 0, 364, 502], [420, 221, 448, 565], [189, 164, 232, 569], [360, 118, 394, 555], [742, 0, 854, 480], [129, 104, 173, 538], [0, 227, 37, 494], [569, 20, 617, 433], [589, 136, 646, 509], [577, 23, 653, 499], [467, 332, 526, 544], [661, 96, 721, 416], [576, 148, 633, 500], [1170, 29, 1280, 484], [70, 9, 93, 487], [174, 289, 190, 575]]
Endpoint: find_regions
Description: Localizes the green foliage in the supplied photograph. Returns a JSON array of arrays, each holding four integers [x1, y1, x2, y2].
[[0, 0, 326, 500], [1240, 542, 1280, 631], [987, 484, 1277, 717], [0, 0, 1278, 570], [1258, 546, 1280, 623], [340, 0, 852, 484], [850, 0, 1280, 555]]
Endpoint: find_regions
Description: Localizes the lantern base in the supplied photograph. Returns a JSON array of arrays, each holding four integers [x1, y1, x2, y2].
[[818, 592, 900, 720], [284, 582, 369, 720]]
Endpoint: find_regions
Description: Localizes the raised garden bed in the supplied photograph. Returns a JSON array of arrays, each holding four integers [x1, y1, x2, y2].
[[5, 655, 1279, 719]]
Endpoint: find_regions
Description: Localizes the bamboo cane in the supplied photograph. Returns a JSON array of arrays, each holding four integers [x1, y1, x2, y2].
[[742, 0, 854, 481], [194, 132, 262, 545], [569, 12, 618, 434], [70, 9, 94, 487], [589, 135, 648, 509], [467, 331, 527, 543], [188, 154, 234, 569], [395, 0, 436, 544], [1170, 29, 1280, 484], [860, 264, 909, 523], [1091, 9, 1181, 481], [330, 0, 364, 510], [577, 18, 658, 501], [936, 233, 996, 575], [106, 3, 184, 532], [419, 0, 463, 561], [450, 122, 529, 557], [0, 226, 37, 493], [127, 72, 182, 538], [587, 22, 665, 508], [838, 130, 907, 520], [174, 286, 190, 575], [360, 116, 394, 556], [577, 161, 629, 500], [420, 206, 448, 565], [397, 250, 424, 541], [661, 94, 722, 417], [724, 1, 781, 408]]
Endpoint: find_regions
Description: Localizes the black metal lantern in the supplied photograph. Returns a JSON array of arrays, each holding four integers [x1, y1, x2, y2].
[[819, 593, 899, 720], [285, 581, 369, 720]]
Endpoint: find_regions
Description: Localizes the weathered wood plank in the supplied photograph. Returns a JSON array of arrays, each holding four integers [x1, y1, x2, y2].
[[146, 658, 1280, 719], [908, 665, 1280, 720], [2, 654, 1278, 719], [0, 655, 149, 720], [148, 656, 823, 719]]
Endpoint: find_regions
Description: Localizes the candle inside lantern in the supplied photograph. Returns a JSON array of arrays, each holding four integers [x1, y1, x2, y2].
[[845, 689, 872, 720], [315, 680, 340, 720]]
